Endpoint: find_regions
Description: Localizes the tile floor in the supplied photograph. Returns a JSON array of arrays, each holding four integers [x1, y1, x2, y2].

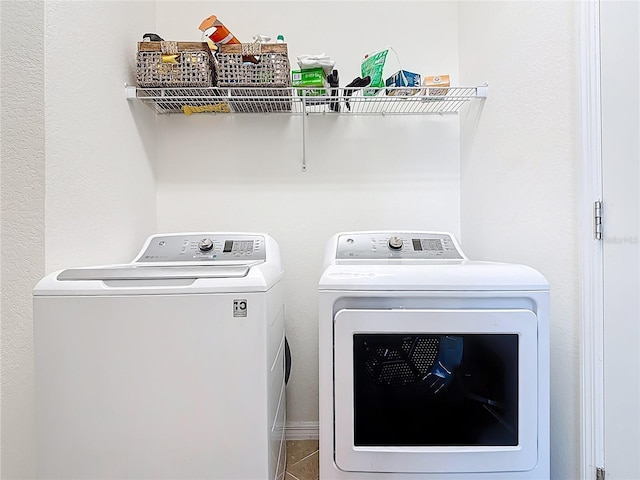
[[285, 439, 319, 480]]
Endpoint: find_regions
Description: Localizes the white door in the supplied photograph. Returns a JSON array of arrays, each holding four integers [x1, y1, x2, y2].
[[600, 1, 640, 478]]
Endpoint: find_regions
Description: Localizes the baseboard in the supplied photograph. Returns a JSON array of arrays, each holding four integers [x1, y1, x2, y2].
[[285, 421, 319, 440]]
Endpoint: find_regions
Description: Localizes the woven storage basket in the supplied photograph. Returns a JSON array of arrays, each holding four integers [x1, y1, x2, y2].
[[217, 43, 291, 112], [136, 41, 216, 88]]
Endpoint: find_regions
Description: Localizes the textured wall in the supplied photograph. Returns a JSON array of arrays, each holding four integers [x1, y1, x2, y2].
[[1, 2, 157, 476], [155, 0, 463, 431], [0, 1, 45, 478], [459, 2, 580, 479], [1, 2, 45, 477]]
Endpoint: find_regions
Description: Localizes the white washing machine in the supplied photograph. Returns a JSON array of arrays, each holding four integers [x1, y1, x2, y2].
[[318, 231, 549, 480], [34, 232, 288, 480]]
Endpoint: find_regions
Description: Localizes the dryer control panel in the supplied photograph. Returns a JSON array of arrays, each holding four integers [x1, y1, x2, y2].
[[336, 232, 464, 260], [134, 234, 266, 263]]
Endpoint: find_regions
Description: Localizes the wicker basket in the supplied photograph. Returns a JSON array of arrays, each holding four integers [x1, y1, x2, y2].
[[217, 43, 291, 112], [136, 41, 216, 88]]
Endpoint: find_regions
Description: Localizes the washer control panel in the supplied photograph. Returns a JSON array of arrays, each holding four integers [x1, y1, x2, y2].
[[336, 232, 464, 260], [135, 234, 266, 263]]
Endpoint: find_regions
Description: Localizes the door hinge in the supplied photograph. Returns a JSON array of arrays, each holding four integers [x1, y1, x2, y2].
[[596, 467, 605, 480], [594, 200, 603, 240]]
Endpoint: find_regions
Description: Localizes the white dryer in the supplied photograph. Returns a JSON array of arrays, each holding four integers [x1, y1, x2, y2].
[[34, 232, 288, 480], [318, 231, 549, 480]]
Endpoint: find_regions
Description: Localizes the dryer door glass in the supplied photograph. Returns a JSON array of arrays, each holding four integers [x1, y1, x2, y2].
[[353, 333, 518, 447], [333, 308, 538, 474]]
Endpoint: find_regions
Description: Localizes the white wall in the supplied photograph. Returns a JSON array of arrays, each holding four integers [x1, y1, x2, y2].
[[44, 1, 158, 271], [1, 2, 157, 477], [459, 2, 579, 479], [154, 0, 463, 429], [1, 2, 45, 477]]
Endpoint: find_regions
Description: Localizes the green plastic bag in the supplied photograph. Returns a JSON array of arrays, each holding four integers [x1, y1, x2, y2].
[[361, 49, 388, 96]]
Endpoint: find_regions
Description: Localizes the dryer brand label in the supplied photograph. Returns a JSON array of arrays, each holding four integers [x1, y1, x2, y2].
[[233, 299, 248, 317]]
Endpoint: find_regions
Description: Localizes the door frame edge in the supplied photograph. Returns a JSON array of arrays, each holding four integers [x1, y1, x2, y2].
[[579, 0, 605, 478]]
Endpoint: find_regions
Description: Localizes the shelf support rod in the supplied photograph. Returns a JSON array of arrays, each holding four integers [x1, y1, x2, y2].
[[301, 99, 307, 172]]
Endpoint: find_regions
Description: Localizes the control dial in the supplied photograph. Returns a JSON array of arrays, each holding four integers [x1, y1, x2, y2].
[[198, 238, 214, 252], [388, 236, 404, 250]]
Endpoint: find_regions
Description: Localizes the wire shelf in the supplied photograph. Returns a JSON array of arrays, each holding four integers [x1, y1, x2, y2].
[[126, 85, 487, 115]]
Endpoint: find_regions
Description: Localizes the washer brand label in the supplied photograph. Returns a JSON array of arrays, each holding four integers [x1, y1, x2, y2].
[[233, 299, 248, 317]]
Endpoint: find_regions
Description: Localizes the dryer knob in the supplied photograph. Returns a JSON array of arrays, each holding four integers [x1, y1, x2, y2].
[[198, 238, 214, 252], [388, 236, 404, 250]]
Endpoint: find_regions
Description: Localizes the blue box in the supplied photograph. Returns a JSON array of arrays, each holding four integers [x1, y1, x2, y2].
[[385, 70, 421, 96]]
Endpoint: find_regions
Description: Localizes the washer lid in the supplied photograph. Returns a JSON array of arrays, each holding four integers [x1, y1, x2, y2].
[[56, 264, 253, 281], [33, 232, 284, 296]]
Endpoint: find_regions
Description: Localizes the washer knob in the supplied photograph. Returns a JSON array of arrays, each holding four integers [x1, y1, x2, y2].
[[198, 238, 214, 252], [388, 236, 404, 250]]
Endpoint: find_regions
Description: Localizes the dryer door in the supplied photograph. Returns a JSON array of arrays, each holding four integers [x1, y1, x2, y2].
[[333, 308, 538, 474]]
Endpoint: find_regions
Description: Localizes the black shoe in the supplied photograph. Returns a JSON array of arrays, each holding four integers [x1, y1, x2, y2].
[[344, 75, 371, 111]]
